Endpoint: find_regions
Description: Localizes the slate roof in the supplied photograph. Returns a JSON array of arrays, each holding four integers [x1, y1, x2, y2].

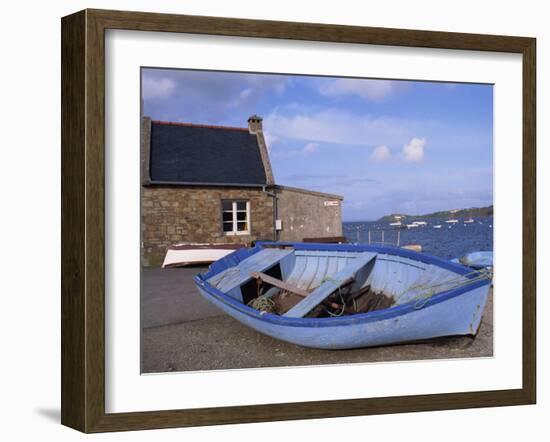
[[149, 121, 268, 186]]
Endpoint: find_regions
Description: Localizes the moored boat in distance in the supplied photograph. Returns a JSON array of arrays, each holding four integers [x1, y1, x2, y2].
[[194, 242, 492, 349], [446, 209, 460, 225], [464, 211, 475, 223], [401, 244, 422, 253], [389, 215, 406, 229], [433, 224, 442, 229]]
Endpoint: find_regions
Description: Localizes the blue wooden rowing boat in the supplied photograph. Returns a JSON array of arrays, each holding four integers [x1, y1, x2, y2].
[[193, 242, 491, 349]]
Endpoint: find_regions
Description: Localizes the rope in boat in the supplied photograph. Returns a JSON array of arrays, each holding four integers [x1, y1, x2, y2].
[[395, 267, 493, 309], [242, 264, 492, 314], [319, 276, 348, 317], [247, 295, 276, 314]]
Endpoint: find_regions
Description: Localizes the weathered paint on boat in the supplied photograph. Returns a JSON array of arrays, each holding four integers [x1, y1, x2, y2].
[[193, 242, 491, 349]]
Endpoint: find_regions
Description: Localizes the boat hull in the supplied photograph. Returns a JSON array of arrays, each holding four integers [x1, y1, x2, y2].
[[194, 243, 491, 350]]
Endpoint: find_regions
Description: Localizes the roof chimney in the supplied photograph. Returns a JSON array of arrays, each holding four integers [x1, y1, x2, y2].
[[247, 114, 263, 134], [247, 115, 274, 185]]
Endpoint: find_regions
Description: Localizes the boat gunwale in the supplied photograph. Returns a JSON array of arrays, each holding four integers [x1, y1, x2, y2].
[[203, 241, 478, 280], [194, 242, 491, 328]]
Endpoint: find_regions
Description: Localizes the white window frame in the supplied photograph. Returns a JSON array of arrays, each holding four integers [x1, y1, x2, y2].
[[222, 200, 251, 236]]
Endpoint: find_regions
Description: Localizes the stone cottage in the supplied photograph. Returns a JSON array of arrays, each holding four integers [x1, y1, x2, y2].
[[141, 115, 343, 266]]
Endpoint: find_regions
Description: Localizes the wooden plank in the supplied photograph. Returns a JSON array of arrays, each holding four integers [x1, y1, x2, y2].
[[208, 248, 293, 292], [250, 272, 310, 297], [300, 256, 321, 290], [325, 255, 339, 280], [286, 255, 308, 286], [284, 254, 377, 318], [310, 256, 330, 288], [348, 256, 377, 293]]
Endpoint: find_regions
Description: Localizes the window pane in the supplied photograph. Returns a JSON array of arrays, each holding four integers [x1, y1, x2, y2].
[[223, 222, 234, 232], [223, 212, 233, 222], [236, 211, 247, 221], [237, 222, 248, 231], [222, 201, 233, 211], [236, 201, 247, 211]]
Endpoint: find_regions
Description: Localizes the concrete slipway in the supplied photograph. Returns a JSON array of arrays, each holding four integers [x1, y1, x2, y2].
[[141, 267, 493, 373]]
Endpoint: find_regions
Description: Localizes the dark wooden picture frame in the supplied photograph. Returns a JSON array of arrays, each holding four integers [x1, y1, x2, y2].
[[61, 9, 536, 433]]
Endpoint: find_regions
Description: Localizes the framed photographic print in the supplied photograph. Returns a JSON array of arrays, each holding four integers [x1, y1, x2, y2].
[[61, 9, 536, 433]]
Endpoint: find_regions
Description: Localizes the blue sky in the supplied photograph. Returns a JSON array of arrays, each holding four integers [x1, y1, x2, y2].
[[142, 68, 493, 221]]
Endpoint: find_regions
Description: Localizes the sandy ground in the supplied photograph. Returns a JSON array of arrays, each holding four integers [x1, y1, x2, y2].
[[141, 267, 493, 373]]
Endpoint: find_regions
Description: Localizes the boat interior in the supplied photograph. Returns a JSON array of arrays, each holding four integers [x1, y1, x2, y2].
[[205, 244, 473, 318]]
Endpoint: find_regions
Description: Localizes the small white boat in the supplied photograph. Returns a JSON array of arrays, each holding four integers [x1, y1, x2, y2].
[[401, 244, 422, 253], [412, 221, 427, 226], [162, 243, 245, 268], [406, 224, 419, 228], [464, 218, 475, 224], [460, 251, 493, 269], [389, 221, 402, 227], [445, 219, 459, 224], [451, 251, 493, 269], [433, 225, 442, 229]]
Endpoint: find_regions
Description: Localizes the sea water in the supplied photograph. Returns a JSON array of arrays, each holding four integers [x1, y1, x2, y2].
[[343, 216, 493, 260]]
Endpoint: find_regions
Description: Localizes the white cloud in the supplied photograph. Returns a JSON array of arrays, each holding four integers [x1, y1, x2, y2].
[[263, 131, 279, 153], [303, 142, 319, 154], [264, 109, 414, 147], [320, 79, 396, 101], [239, 88, 253, 100], [273, 81, 287, 95], [141, 77, 176, 100], [270, 141, 320, 160], [369, 145, 391, 163], [402, 137, 426, 162], [246, 75, 289, 95]]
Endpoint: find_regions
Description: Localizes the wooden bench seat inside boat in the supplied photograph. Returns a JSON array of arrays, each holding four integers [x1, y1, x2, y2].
[[284, 253, 377, 318], [206, 248, 294, 301]]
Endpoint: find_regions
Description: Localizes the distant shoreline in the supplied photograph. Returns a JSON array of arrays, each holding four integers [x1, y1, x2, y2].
[[342, 205, 494, 224]]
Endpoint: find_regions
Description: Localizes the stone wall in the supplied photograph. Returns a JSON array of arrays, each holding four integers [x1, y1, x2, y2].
[[276, 186, 343, 242], [141, 116, 151, 184], [142, 186, 275, 266]]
